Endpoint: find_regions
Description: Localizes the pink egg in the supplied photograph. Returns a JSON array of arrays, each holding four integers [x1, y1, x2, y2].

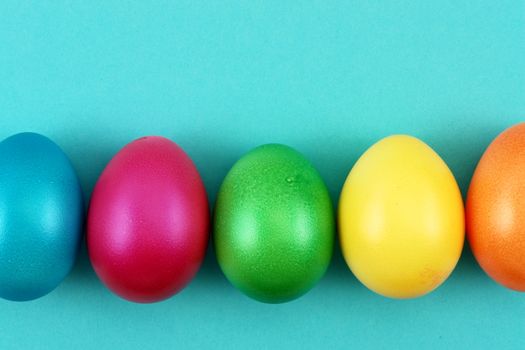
[[87, 136, 209, 303]]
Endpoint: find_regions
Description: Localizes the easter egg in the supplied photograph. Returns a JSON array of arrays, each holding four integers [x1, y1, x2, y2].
[[466, 123, 525, 291], [339, 135, 464, 298], [0, 132, 84, 301], [87, 136, 209, 303], [214, 144, 334, 303]]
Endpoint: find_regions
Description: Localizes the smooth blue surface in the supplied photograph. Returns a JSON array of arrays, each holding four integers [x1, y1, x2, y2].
[[0, 133, 83, 301], [0, 1, 524, 348]]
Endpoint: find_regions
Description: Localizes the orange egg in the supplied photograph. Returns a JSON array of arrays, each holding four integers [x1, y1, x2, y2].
[[466, 122, 525, 291]]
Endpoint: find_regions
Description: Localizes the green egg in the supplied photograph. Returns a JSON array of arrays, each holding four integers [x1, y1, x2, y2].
[[214, 144, 334, 303]]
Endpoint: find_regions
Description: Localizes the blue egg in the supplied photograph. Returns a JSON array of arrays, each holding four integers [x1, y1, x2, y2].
[[0, 133, 84, 301]]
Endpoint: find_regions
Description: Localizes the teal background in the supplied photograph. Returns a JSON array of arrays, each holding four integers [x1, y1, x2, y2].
[[0, 1, 524, 348]]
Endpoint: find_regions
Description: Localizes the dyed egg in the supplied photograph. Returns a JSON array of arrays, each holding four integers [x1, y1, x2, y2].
[[0, 133, 83, 301], [87, 136, 209, 303], [467, 123, 525, 291], [339, 135, 464, 298], [214, 144, 334, 303]]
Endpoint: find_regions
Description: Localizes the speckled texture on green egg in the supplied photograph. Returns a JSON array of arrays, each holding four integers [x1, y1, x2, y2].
[[214, 144, 334, 303]]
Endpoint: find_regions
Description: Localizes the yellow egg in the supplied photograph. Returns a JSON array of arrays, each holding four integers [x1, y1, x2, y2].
[[338, 135, 464, 299]]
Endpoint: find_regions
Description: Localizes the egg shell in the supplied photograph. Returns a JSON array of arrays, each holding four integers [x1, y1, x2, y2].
[[214, 144, 334, 303], [338, 135, 464, 299], [0, 132, 84, 301], [87, 136, 209, 303], [466, 123, 525, 291]]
